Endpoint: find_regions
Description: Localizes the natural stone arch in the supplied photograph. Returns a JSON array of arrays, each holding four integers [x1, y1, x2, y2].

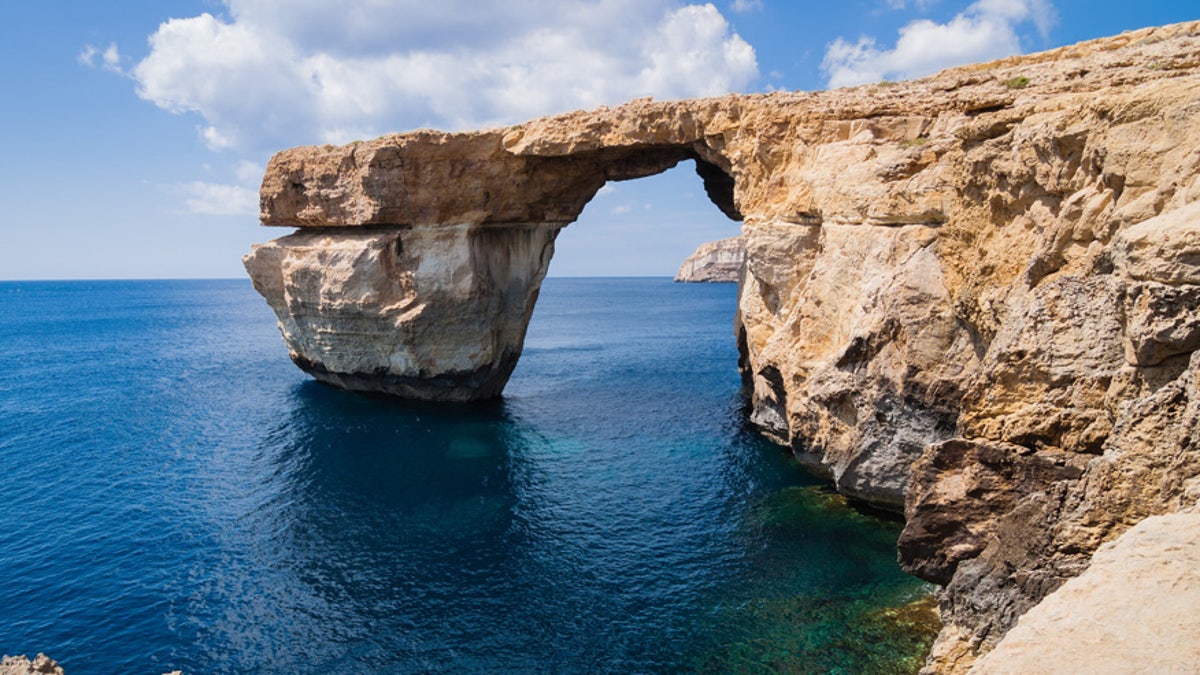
[[245, 127, 742, 401], [242, 24, 1200, 674]]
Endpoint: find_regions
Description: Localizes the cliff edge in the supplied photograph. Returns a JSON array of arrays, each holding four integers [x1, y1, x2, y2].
[[245, 21, 1200, 672]]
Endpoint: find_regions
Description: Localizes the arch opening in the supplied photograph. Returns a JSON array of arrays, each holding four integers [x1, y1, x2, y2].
[[550, 150, 742, 278], [578, 145, 741, 222]]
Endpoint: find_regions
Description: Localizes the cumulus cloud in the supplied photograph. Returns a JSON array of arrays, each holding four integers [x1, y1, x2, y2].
[[78, 43, 124, 74], [122, 0, 757, 152], [822, 0, 1056, 88]]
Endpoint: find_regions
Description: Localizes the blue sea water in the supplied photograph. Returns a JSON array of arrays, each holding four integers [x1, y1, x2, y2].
[[0, 278, 934, 674]]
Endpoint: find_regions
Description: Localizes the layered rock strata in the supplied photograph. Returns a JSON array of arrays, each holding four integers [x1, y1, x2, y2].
[[245, 224, 558, 400], [675, 236, 744, 282], [246, 21, 1200, 672]]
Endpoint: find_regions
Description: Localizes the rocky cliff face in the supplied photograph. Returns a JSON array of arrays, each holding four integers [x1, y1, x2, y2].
[[675, 236, 744, 282], [246, 21, 1200, 672]]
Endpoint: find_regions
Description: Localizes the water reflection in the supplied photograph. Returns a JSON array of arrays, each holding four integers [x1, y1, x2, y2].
[[179, 382, 537, 672]]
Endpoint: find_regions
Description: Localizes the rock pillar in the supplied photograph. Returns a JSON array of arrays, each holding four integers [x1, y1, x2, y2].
[[244, 223, 560, 401]]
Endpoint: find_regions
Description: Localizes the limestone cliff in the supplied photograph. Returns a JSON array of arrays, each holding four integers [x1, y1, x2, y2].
[[246, 21, 1200, 672], [675, 236, 744, 282]]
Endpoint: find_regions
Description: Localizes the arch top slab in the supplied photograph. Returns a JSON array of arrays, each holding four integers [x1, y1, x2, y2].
[[259, 126, 740, 230]]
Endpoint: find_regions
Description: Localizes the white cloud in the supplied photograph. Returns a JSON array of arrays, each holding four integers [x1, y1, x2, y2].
[[731, 0, 762, 11], [234, 160, 265, 185], [78, 43, 124, 74], [638, 5, 757, 99], [173, 181, 259, 216], [119, 0, 757, 153], [976, 0, 1055, 37], [885, 0, 938, 9], [822, 0, 1056, 88]]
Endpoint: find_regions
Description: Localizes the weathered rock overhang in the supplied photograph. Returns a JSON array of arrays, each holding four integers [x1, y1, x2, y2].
[[245, 21, 1200, 674], [259, 134, 741, 229]]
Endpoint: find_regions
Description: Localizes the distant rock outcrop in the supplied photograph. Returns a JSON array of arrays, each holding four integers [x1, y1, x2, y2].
[[0, 655, 180, 675], [674, 236, 744, 282], [0, 654, 62, 675], [246, 21, 1200, 673]]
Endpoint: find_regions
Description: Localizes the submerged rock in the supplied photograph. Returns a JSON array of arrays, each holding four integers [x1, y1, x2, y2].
[[675, 236, 744, 282], [245, 20, 1200, 673]]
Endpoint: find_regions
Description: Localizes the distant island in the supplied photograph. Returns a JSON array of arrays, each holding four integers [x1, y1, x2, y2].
[[674, 236, 744, 283]]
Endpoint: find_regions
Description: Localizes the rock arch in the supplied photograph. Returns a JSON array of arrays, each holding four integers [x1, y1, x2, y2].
[[244, 23, 1200, 670], [245, 121, 742, 401]]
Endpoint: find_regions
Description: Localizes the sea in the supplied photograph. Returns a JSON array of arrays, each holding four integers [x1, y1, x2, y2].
[[0, 277, 935, 674]]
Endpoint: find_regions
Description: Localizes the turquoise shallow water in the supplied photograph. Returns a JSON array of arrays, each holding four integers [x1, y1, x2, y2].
[[0, 277, 933, 673]]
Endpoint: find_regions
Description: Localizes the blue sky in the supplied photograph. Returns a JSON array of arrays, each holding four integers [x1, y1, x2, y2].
[[1, 1, 1194, 279]]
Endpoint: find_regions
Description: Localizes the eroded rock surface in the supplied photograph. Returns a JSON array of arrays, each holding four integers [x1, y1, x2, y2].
[[246, 21, 1200, 672], [0, 655, 62, 675], [245, 224, 558, 401], [970, 507, 1200, 674], [675, 236, 744, 282]]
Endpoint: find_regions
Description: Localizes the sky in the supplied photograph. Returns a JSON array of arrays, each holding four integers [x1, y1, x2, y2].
[[0, 1, 1195, 279]]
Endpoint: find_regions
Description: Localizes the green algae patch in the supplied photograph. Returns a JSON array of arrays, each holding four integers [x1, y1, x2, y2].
[[689, 485, 939, 673], [691, 590, 938, 674]]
